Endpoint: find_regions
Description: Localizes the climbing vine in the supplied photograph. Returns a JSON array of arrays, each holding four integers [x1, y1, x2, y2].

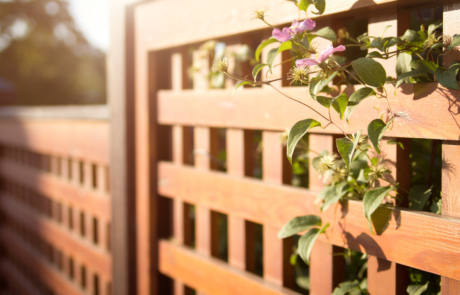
[[211, 1, 459, 294]]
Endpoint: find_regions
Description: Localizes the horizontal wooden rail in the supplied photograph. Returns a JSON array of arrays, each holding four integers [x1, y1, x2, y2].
[[0, 159, 111, 220], [0, 227, 84, 295], [136, 0, 434, 51], [0, 194, 111, 278], [0, 120, 109, 164], [0, 259, 37, 295], [159, 240, 300, 295], [159, 83, 460, 140], [158, 162, 460, 280]]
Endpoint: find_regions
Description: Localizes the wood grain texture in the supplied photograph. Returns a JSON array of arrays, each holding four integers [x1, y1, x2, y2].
[[440, 1, 460, 292], [0, 194, 111, 278], [159, 240, 301, 295], [441, 141, 460, 294], [0, 120, 109, 164], [0, 227, 84, 295], [158, 162, 460, 280], [262, 131, 294, 288], [308, 134, 345, 295], [158, 83, 460, 140], [134, 0, 435, 52], [0, 159, 110, 220]]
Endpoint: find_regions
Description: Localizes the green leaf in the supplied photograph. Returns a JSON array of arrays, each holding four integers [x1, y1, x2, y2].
[[366, 51, 383, 59], [332, 280, 361, 295], [266, 47, 279, 74], [309, 72, 337, 100], [315, 185, 336, 205], [407, 282, 429, 295], [290, 253, 297, 265], [401, 30, 420, 42], [363, 186, 394, 233], [311, 0, 326, 15], [298, 0, 310, 11], [352, 58, 387, 87], [298, 223, 329, 264], [336, 131, 361, 169], [315, 96, 333, 108], [428, 21, 442, 36], [278, 215, 322, 239], [368, 118, 393, 154], [411, 59, 438, 75], [395, 70, 425, 89], [321, 181, 348, 212], [431, 199, 442, 214], [428, 43, 444, 56], [311, 27, 337, 42], [345, 87, 375, 122], [287, 119, 322, 164], [296, 276, 310, 290], [396, 52, 412, 77], [409, 185, 432, 211], [252, 63, 268, 81], [447, 34, 460, 50], [387, 139, 404, 149], [267, 41, 293, 73], [387, 37, 403, 48], [332, 93, 349, 120], [371, 157, 378, 166], [232, 81, 253, 96], [255, 37, 278, 62], [435, 61, 460, 90]]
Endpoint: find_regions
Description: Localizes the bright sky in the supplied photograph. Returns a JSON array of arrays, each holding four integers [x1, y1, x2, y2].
[[67, 0, 110, 51]]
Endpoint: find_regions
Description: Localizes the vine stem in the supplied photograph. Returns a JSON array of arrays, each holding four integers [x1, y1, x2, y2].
[[267, 84, 349, 137]]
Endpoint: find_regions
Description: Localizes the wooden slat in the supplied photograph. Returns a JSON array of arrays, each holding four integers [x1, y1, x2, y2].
[[441, 141, 460, 294], [0, 194, 111, 278], [172, 50, 186, 295], [158, 83, 460, 140], [226, 129, 246, 270], [0, 227, 84, 295], [0, 159, 110, 220], [159, 240, 301, 295], [308, 134, 344, 295], [134, 0, 435, 52], [441, 1, 460, 292], [194, 127, 212, 295], [261, 131, 283, 285], [158, 162, 460, 280], [0, 120, 109, 164], [0, 259, 38, 295], [366, 12, 409, 295]]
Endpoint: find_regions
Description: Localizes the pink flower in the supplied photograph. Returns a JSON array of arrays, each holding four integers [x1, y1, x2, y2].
[[272, 19, 316, 42], [296, 45, 346, 67]]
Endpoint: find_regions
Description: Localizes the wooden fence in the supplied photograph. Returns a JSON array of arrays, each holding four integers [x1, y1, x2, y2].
[[0, 106, 112, 295], [110, 0, 460, 295]]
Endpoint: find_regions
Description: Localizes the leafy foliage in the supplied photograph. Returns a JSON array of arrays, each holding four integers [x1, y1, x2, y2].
[[220, 1, 459, 280], [0, 0, 106, 105]]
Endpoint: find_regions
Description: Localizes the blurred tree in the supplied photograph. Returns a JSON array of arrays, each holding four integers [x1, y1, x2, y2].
[[0, 0, 106, 105]]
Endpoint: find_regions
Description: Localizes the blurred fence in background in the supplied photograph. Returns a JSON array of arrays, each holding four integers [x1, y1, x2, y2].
[[0, 106, 112, 295]]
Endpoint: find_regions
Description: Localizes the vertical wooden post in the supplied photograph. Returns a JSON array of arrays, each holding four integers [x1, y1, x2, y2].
[[440, 2, 460, 292], [192, 47, 212, 295], [309, 134, 345, 295], [367, 10, 409, 295], [262, 131, 294, 288], [109, 1, 137, 294], [441, 141, 460, 294], [227, 129, 246, 270], [171, 50, 186, 295]]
